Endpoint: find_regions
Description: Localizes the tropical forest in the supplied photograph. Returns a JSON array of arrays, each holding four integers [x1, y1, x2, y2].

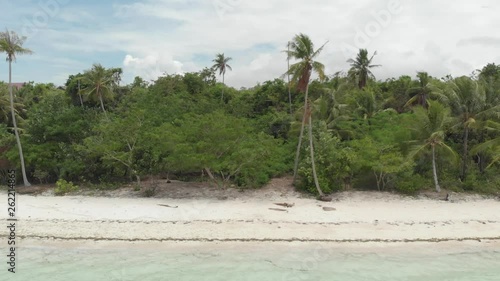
[[1, 31, 500, 196]]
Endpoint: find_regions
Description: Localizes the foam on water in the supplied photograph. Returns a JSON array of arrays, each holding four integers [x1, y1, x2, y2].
[[8, 242, 500, 281]]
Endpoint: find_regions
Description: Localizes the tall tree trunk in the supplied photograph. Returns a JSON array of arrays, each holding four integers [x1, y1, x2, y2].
[[78, 80, 83, 107], [98, 91, 108, 119], [8, 60, 30, 186], [293, 83, 310, 182], [432, 145, 441, 192], [221, 73, 225, 102], [461, 125, 469, 181], [308, 114, 324, 197], [287, 43, 292, 115]]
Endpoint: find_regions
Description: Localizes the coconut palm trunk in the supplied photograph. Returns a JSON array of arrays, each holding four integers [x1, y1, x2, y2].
[[293, 82, 310, 181], [221, 74, 225, 102], [78, 80, 83, 107], [432, 145, 441, 192], [98, 92, 108, 119], [461, 125, 469, 181], [287, 42, 292, 115], [308, 113, 323, 197], [96, 83, 108, 119], [8, 60, 30, 186]]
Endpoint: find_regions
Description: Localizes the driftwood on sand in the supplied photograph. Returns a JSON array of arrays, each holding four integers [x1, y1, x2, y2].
[[268, 208, 288, 212], [322, 207, 336, 211], [158, 204, 178, 208], [274, 202, 295, 208]]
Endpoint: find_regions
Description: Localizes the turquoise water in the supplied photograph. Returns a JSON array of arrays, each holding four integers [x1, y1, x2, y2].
[[8, 243, 500, 281]]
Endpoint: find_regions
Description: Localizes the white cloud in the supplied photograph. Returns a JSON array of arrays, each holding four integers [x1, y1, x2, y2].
[[3, 0, 500, 86], [249, 54, 272, 71], [123, 54, 184, 81]]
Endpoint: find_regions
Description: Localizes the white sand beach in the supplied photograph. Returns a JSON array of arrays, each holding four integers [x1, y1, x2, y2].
[[2, 179, 500, 245]]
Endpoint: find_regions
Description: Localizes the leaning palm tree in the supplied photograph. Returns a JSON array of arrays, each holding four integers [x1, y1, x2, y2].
[[347, 49, 381, 89], [285, 33, 327, 197], [212, 53, 232, 102], [409, 101, 457, 192], [80, 64, 119, 118], [0, 30, 33, 186]]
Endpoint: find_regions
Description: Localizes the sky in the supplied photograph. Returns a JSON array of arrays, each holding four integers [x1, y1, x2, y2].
[[1, 0, 500, 88]]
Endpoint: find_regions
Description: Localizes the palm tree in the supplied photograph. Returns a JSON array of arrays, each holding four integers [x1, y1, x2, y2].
[[347, 49, 381, 89], [352, 89, 377, 120], [0, 30, 33, 186], [471, 120, 500, 169], [80, 64, 120, 118], [285, 33, 327, 197], [212, 53, 232, 102], [434, 76, 499, 180], [405, 72, 432, 108], [409, 101, 457, 192]]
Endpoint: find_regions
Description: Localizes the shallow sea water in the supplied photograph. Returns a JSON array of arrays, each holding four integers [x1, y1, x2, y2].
[[7, 241, 500, 281]]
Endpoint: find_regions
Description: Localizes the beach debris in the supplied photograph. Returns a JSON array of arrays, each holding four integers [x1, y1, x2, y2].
[[322, 207, 336, 211], [441, 193, 450, 202], [157, 204, 178, 208], [274, 202, 295, 208], [269, 208, 288, 212], [318, 195, 333, 202]]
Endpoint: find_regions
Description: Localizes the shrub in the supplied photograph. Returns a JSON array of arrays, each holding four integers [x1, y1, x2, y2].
[[394, 173, 427, 194], [54, 179, 79, 196]]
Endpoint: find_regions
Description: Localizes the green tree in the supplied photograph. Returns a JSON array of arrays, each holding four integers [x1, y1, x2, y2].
[[23, 90, 95, 182], [471, 120, 500, 169], [435, 76, 498, 180], [212, 53, 232, 102], [350, 88, 378, 120], [0, 29, 33, 186], [381, 75, 413, 113], [0, 83, 24, 124], [80, 64, 121, 118], [84, 110, 145, 186], [405, 72, 433, 108], [347, 49, 381, 89], [312, 88, 348, 131], [285, 33, 327, 196], [408, 101, 457, 192]]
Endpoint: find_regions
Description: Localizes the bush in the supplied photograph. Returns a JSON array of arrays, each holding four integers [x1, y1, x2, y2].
[[297, 123, 347, 195], [394, 173, 427, 194], [54, 179, 79, 196]]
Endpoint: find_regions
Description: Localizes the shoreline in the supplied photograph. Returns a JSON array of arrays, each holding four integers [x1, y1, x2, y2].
[[1, 188, 499, 246]]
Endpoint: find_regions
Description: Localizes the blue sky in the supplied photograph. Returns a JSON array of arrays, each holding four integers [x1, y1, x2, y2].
[[1, 0, 500, 88]]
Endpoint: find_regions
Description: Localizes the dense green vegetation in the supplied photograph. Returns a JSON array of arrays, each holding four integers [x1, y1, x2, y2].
[[1, 31, 500, 195]]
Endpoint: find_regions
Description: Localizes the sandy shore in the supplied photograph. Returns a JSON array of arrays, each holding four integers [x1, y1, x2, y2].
[[2, 188, 500, 244]]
